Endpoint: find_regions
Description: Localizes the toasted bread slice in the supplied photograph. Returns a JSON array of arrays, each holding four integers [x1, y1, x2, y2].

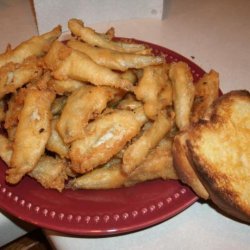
[[187, 90, 250, 223], [173, 131, 209, 199]]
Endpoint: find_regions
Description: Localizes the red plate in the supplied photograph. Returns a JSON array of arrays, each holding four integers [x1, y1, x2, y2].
[[0, 39, 201, 236]]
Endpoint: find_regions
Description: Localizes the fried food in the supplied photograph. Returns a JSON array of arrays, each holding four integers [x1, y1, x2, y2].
[[0, 26, 61, 68], [0, 56, 42, 99], [48, 78, 87, 95], [57, 86, 116, 143], [68, 19, 147, 53], [45, 41, 133, 91], [125, 138, 178, 186], [67, 40, 164, 71], [67, 158, 126, 189], [29, 156, 67, 192], [122, 111, 174, 174], [0, 134, 67, 191], [169, 62, 195, 130], [69, 109, 146, 174], [191, 70, 219, 123], [6, 89, 55, 184], [46, 117, 69, 158], [134, 64, 172, 119]]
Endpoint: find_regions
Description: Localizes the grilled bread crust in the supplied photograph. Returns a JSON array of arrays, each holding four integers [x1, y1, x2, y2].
[[187, 90, 250, 223]]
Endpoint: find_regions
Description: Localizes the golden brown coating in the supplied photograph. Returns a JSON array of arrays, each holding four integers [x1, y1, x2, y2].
[[125, 138, 178, 186], [29, 156, 67, 192], [191, 70, 219, 123], [44, 41, 134, 91], [0, 57, 43, 99], [69, 109, 146, 174], [46, 117, 69, 158], [68, 19, 147, 53], [67, 40, 164, 71], [134, 64, 172, 120], [0, 26, 61, 68], [6, 89, 55, 184], [57, 86, 120, 143], [122, 111, 174, 175], [169, 62, 195, 130]]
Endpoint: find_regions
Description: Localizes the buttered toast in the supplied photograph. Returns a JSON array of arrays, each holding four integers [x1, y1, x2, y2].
[[186, 90, 250, 222]]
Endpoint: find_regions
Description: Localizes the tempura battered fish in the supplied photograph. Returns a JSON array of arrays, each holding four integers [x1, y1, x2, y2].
[[122, 111, 174, 174], [69, 108, 147, 174], [191, 70, 219, 123], [57, 86, 115, 143], [67, 40, 164, 71], [125, 138, 178, 186], [6, 89, 55, 184], [45, 41, 134, 91], [67, 158, 126, 189], [0, 57, 43, 99], [29, 156, 67, 192], [68, 19, 147, 53], [0, 26, 61, 68], [0, 135, 67, 191], [46, 117, 69, 158], [169, 62, 195, 130], [135, 64, 172, 119]]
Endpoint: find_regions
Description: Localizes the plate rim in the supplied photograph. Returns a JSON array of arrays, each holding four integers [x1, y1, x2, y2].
[[0, 38, 203, 236]]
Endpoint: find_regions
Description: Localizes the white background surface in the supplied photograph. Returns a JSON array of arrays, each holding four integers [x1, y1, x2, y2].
[[0, 0, 249, 248]]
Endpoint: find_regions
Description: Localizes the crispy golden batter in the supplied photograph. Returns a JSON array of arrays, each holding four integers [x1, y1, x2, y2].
[[0, 26, 61, 68], [69, 109, 146, 173], [169, 62, 195, 130], [6, 89, 55, 184], [68, 19, 147, 53], [29, 156, 67, 192], [125, 138, 178, 186], [122, 112, 174, 174], [134, 64, 172, 119], [45, 41, 134, 91], [48, 78, 87, 95], [67, 40, 164, 71], [0, 57, 42, 99], [191, 70, 219, 123], [46, 117, 69, 158], [67, 158, 126, 189], [57, 86, 116, 143]]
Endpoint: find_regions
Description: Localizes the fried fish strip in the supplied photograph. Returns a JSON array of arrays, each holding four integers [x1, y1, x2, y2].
[[6, 89, 55, 184], [125, 138, 178, 186], [45, 41, 133, 91], [46, 117, 69, 158], [68, 19, 147, 53], [0, 135, 67, 191], [0, 100, 5, 122], [29, 156, 67, 192], [191, 70, 219, 123], [122, 112, 174, 174], [169, 62, 195, 130], [57, 86, 117, 143], [134, 64, 172, 119], [48, 79, 87, 95], [0, 57, 42, 99], [67, 158, 126, 189], [0, 134, 12, 165], [67, 40, 164, 71], [69, 109, 146, 174], [4, 88, 27, 129], [0, 26, 61, 68]]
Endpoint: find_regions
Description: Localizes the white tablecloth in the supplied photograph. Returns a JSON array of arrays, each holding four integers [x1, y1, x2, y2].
[[0, 0, 249, 248]]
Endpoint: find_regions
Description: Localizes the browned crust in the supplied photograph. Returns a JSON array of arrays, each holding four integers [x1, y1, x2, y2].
[[172, 131, 209, 199], [188, 140, 250, 223]]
